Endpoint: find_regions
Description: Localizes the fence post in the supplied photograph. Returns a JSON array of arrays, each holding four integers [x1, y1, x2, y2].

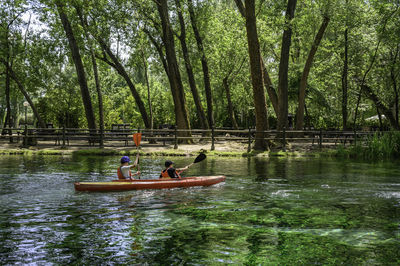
[[282, 127, 286, 152], [9, 125, 13, 143], [353, 129, 357, 146], [211, 127, 215, 151], [174, 127, 178, 149], [247, 127, 251, 152], [99, 126, 104, 149], [62, 126, 66, 148], [319, 129, 323, 149], [23, 124, 28, 147]]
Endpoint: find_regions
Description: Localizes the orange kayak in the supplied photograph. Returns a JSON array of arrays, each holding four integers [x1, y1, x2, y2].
[[74, 175, 226, 192]]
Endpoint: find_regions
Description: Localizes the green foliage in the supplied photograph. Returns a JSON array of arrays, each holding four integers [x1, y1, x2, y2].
[[335, 131, 400, 160], [1, 0, 399, 131]]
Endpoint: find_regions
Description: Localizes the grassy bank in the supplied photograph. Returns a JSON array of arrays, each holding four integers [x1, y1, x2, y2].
[[0, 148, 318, 158], [4, 132, 399, 160], [332, 131, 400, 160]]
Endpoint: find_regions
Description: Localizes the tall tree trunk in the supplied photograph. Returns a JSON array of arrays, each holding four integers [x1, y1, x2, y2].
[[187, 0, 214, 129], [242, 0, 269, 150], [0, 59, 46, 128], [96, 38, 150, 128], [2, 26, 12, 135], [156, 0, 191, 137], [175, 0, 209, 130], [223, 77, 239, 129], [341, 27, 349, 130], [56, 1, 96, 130], [277, 0, 297, 130], [74, 4, 105, 145], [90, 52, 104, 146], [2, 65, 11, 135], [235, 0, 279, 117], [296, 15, 329, 130]]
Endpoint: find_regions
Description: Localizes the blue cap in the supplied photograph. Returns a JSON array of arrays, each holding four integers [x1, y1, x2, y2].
[[120, 156, 130, 163]]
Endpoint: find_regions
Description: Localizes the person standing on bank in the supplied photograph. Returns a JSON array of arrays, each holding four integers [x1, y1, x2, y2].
[[160, 160, 188, 179], [118, 156, 140, 180]]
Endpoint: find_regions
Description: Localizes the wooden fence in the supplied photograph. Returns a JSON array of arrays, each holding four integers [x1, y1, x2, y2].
[[0, 126, 380, 151]]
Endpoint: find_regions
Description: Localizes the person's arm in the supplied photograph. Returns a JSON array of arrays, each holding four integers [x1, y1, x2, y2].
[[176, 167, 188, 173], [128, 164, 139, 179]]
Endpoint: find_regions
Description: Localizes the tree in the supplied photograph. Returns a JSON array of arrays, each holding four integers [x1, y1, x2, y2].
[[238, 0, 269, 150], [155, 0, 191, 136], [55, 0, 96, 130], [296, 15, 330, 130], [187, 0, 214, 129], [74, 3, 104, 146], [175, 0, 209, 130], [277, 0, 297, 130]]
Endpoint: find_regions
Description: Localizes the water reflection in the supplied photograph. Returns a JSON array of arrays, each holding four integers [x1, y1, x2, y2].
[[0, 155, 400, 264], [254, 157, 268, 181]]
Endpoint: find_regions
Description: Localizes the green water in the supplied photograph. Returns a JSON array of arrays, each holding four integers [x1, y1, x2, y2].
[[0, 155, 399, 265]]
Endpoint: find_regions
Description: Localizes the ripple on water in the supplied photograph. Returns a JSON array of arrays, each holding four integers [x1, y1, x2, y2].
[[1, 156, 400, 265]]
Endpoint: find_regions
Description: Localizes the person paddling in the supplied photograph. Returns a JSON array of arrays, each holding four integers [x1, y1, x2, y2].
[[118, 156, 140, 180], [160, 160, 188, 179]]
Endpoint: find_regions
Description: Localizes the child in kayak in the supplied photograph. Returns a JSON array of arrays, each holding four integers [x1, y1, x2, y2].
[[160, 160, 188, 179], [118, 156, 140, 180]]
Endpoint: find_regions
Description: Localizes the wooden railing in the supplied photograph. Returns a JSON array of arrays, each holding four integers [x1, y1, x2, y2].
[[0, 126, 380, 150]]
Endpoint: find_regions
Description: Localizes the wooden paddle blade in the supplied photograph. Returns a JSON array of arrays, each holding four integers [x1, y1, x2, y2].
[[193, 153, 206, 163], [133, 133, 142, 146]]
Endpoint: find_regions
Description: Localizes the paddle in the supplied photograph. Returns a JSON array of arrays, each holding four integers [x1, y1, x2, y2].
[[180, 153, 206, 173], [133, 133, 142, 178]]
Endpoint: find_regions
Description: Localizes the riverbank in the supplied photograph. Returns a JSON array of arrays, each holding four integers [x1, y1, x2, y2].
[[0, 138, 333, 157]]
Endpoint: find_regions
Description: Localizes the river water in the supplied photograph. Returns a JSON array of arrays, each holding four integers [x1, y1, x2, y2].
[[0, 155, 399, 265]]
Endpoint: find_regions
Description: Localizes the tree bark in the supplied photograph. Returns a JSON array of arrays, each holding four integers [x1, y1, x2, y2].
[[2, 64, 11, 135], [235, 0, 279, 117], [90, 52, 104, 145], [277, 0, 297, 130], [243, 0, 269, 150], [187, 0, 214, 129], [74, 4, 105, 145], [156, 0, 191, 137], [175, 0, 209, 130], [296, 15, 329, 130], [56, 1, 96, 130]]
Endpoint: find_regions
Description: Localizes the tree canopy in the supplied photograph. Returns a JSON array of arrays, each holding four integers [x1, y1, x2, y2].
[[1, 0, 399, 149]]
